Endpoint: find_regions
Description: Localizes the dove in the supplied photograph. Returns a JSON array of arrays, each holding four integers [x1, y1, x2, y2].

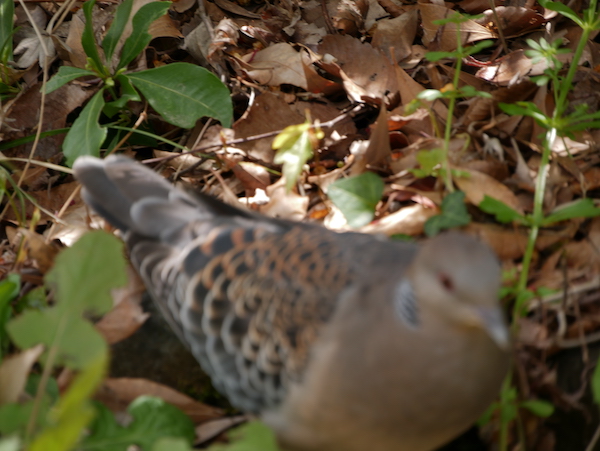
[[73, 155, 510, 451]]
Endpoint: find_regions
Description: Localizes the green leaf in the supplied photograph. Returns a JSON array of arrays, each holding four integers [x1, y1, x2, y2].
[[128, 63, 233, 128], [46, 231, 127, 316], [542, 198, 600, 226], [103, 74, 141, 117], [7, 231, 126, 368], [7, 309, 107, 369], [464, 40, 494, 56], [45, 66, 96, 94], [0, 0, 14, 63], [327, 172, 384, 228], [592, 357, 600, 405], [0, 400, 47, 436], [153, 437, 194, 451], [425, 51, 452, 62], [499, 102, 546, 122], [521, 399, 554, 417], [479, 196, 527, 224], [418, 89, 444, 101], [273, 122, 315, 191], [537, 0, 582, 26], [0, 274, 20, 359], [63, 88, 107, 167], [118, 2, 171, 70], [411, 148, 445, 177], [208, 422, 279, 451], [82, 0, 104, 72], [424, 190, 471, 236], [84, 396, 195, 450], [102, 0, 134, 62], [29, 353, 107, 451]]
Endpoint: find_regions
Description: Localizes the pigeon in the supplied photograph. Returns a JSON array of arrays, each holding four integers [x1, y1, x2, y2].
[[73, 155, 510, 451]]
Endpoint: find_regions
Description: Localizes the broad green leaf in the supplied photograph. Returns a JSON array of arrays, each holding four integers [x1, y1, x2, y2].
[[84, 396, 195, 450], [44, 66, 95, 94], [479, 196, 527, 224], [521, 399, 554, 417], [128, 63, 233, 128], [102, 0, 134, 62], [118, 2, 171, 70], [208, 422, 279, 451], [273, 122, 316, 191], [82, 0, 104, 72], [7, 232, 126, 368], [7, 309, 107, 368], [411, 148, 445, 177], [63, 88, 107, 167], [542, 198, 600, 225], [46, 231, 126, 315], [424, 190, 471, 236], [328, 172, 384, 228], [29, 353, 107, 451]]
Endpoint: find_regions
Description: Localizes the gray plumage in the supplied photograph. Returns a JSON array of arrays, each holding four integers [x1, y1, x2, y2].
[[73, 155, 510, 451]]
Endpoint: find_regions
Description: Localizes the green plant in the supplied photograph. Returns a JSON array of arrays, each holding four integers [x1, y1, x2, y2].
[[0, 231, 196, 451], [45, 0, 233, 167]]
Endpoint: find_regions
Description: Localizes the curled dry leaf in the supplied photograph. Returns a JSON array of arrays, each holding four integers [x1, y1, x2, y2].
[[453, 166, 523, 214], [17, 228, 61, 274], [420, 2, 496, 52], [360, 203, 437, 236], [259, 178, 309, 221], [0, 345, 44, 404], [95, 266, 149, 345], [195, 416, 248, 446], [96, 378, 224, 423]]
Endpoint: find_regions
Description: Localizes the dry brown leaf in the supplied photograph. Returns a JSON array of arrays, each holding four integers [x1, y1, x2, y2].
[[371, 10, 418, 63], [97, 378, 224, 423], [351, 104, 391, 175], [17, 228, 61, 273], [0, 345, 44, 404], [95, 266, 148, 345], [420, 2, 496, 52], [318, 34, 398, 103], [453, 166, 522, 213], [234, 91, 305, 162], [361, 204, 437, 236], [259, 178, 308, 220], [195, 416, 248, 445], [243, 43, 308, 89]]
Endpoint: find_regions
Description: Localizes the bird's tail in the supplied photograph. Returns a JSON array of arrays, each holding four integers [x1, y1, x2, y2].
[[73, 155, 250, 240]]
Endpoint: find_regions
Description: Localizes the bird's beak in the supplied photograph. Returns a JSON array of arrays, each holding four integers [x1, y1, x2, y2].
[[476, 307, 510, 350]]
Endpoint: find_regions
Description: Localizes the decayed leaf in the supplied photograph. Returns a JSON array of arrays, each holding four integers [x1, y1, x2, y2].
[[318, 34, 398, 103], [0, 345, 44, 404], [95, 266, 148, 345], [361, 203, 437, 236], [96, 378, 224, 423], [420, 2, 496, 51], [453, 166, 523, 213], [259, 178, 309, 221]]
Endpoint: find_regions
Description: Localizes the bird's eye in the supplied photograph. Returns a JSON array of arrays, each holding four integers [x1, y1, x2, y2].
[[439, 273, 454, 292]]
